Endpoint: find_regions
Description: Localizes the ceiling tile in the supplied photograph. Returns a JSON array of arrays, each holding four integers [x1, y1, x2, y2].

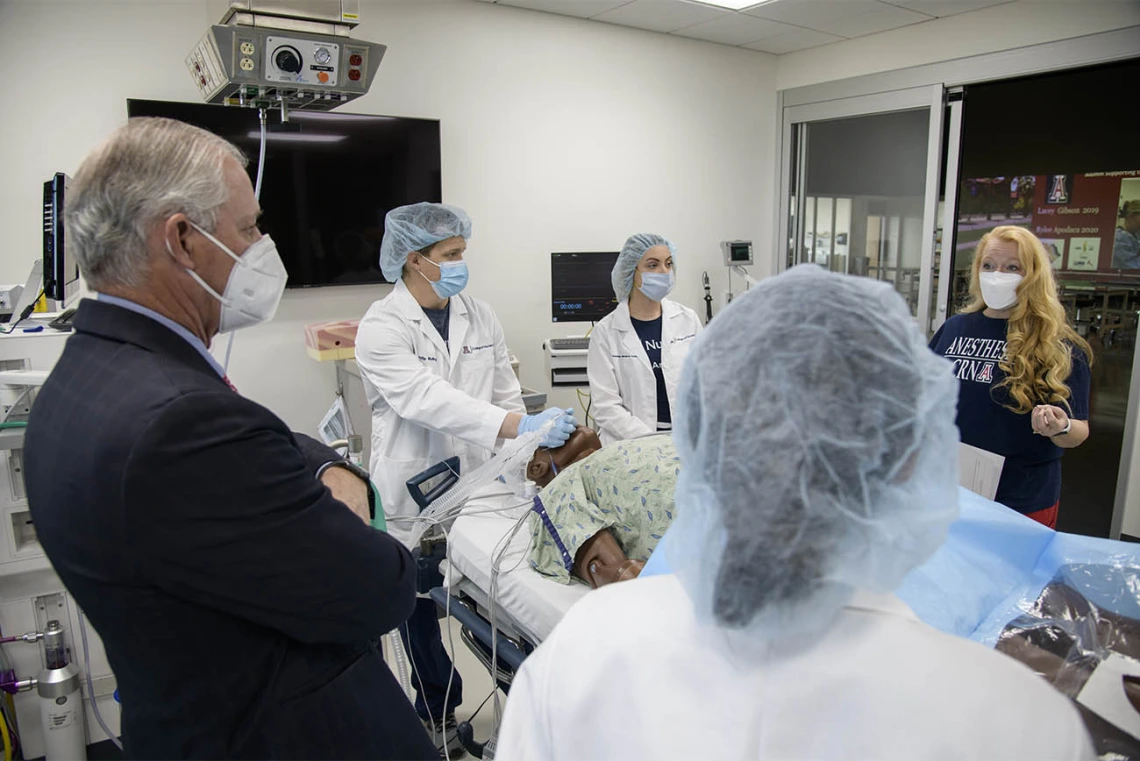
[[673, 13, 801, 45], [493, 0, 634, 18], [809, 3, 931, 35], [881, 0, 1014, 17], [742, 0, 884, 28], [593, 0, 729, 33], [743, 28, 843, 53]]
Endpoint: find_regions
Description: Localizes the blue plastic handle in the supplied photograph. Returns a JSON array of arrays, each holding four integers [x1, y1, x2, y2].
[[405, 456, 461, 511]]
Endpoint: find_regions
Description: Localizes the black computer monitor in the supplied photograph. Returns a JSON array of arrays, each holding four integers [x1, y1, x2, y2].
[[43, 172, 79, 305], [551, 252, 619, 323]]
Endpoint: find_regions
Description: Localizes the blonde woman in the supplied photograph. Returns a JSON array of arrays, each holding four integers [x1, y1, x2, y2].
[[930, 226, 1092, 527]]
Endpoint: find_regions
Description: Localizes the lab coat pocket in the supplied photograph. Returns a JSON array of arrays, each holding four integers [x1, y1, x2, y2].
[[375, 456, 436, 515], [452, 346, 495, 391]]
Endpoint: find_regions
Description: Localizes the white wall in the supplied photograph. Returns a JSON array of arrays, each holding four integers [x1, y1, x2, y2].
[[0, 0, 777, 433], [776, 0, 1140, 91]]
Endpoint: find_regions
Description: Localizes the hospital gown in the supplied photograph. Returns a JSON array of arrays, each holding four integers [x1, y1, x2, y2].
[[529, 434, 679, 584]]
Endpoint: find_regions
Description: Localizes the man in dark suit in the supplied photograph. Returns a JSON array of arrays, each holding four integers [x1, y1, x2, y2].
[[24, 117, 437, 760]]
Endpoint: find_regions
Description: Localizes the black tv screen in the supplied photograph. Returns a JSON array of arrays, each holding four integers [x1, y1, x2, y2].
[[126, 99, 441, 288], [551, 252, 619, 322]]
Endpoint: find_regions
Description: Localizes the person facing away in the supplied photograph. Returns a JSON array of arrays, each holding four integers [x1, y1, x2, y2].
[[930, 225, 1092, 528], [353, 201, 577, 755], [496, 264, 1094, 761], [23, 117, 435, 760], [587, 233, 702, 445]]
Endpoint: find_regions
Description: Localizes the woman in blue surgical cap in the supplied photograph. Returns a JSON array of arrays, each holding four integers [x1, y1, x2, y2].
[[586, 234, 702, 445], [496, 266, 1093, 761]]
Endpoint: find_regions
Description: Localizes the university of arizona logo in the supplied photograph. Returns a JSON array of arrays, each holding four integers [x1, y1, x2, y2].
[[1046, 175, 1071, 205], [978, 363, 994, 384]]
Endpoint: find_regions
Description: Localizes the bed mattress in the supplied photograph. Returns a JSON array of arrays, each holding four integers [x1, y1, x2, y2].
[[443, 483, 590, 643]]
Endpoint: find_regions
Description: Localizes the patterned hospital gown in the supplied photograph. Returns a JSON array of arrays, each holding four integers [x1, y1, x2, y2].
[[529, 434, 680, 584]]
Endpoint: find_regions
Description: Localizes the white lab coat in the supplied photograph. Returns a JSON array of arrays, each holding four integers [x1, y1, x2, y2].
[[587, 299, 701, 445], [496, 575, 1094, 761], [354, 279, 525, 547]]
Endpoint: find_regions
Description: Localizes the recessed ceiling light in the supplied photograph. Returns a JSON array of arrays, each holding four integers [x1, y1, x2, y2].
[[691, 0, 778, 10]]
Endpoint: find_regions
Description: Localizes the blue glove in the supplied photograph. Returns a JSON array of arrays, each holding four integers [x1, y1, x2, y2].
[[518, 407, 578, 448]]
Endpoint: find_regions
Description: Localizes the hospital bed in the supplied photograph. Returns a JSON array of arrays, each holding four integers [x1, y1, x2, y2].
[[406, 480, 587, 757], [420, 473, 1140, 758], [426, 482, 587, 673]]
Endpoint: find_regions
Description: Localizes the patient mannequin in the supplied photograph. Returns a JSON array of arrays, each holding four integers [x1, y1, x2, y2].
[[995, 577, 1140, 757], [525, 428, 678, 589]]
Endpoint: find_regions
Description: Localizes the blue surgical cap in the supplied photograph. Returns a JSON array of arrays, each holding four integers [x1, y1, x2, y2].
[[612, 234, 676, 301], [666, 265, 959, 643], [379, 203, 472, 281]]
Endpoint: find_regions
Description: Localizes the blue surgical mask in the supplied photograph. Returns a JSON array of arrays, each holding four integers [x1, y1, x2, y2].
[[418, 257, 469, 299], [639, 271, 675, 302]]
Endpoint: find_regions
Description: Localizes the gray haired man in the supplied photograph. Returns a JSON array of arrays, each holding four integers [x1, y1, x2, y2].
[[24, 118, 436, 760]]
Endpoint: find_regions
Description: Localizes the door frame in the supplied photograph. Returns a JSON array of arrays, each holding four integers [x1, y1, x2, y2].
[[778, 84, 945, 330]]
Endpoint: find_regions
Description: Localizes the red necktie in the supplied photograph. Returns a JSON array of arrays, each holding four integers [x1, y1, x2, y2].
[[223, 376, 238, 393]]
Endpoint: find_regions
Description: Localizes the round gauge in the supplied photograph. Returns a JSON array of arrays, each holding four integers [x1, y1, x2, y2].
[[314, 47, 332, 65]]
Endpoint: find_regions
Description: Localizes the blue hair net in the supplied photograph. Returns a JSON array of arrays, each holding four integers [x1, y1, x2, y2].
[[666, 265, 960, 643], [612, 234, 676, 301], [379, 203, 472, 281]]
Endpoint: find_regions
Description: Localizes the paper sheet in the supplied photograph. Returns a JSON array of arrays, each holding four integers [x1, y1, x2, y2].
[[1077, 653, 1140, 740], [958, 443, 1005, 501], [317, 396, 352, 444]]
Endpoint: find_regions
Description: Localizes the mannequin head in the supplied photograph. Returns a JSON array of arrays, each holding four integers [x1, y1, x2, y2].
[[526, 426, 602, 487]]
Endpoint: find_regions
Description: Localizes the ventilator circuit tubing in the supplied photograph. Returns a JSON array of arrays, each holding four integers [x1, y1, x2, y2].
[[79, 611, 123, 751], [385, 630, 413, 700]]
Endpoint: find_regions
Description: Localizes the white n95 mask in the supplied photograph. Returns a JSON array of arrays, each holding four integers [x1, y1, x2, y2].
[[176, 223, 289, 332], [978, 271, 1022, 311]]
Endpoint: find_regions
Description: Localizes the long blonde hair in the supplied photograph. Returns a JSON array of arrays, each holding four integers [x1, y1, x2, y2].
[[964, 226, 1093, 414]]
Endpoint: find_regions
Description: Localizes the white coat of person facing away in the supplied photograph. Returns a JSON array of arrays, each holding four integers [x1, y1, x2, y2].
[[496, 265, 1095, 761], [586, 233, 702, 445]]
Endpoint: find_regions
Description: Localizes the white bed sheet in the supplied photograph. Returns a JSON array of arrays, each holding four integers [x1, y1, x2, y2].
[[443, 484, 589, 644]]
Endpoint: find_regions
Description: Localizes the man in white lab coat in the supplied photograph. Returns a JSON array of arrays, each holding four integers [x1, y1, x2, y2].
[[496, 265, 1094, 761], [355, 202, 575, 755]]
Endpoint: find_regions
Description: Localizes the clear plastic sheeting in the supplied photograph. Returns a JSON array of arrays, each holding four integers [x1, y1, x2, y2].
[[890, 488, 1140, 760], [995, 564, 1140, 760], [404, 427, 546, 546]]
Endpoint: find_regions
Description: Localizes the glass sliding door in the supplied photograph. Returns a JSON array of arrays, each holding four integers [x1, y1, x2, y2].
[[781, 86, 945, 329]]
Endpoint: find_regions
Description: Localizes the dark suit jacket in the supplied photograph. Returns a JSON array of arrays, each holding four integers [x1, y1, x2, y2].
[[24, 299, 435, 760]]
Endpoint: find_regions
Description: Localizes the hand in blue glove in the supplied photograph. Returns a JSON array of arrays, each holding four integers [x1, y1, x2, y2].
[[518, 407, 578, 448]]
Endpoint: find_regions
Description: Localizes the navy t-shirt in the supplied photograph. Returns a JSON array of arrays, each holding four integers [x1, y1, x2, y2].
[[630, 316, 671, 429], [422, 303, 450, 348], [929, 311, 1090, 513]]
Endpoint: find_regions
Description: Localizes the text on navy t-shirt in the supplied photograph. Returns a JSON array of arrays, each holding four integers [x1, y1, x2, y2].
[[929, 310, 1090, 513], [630, 315, 671, 428]]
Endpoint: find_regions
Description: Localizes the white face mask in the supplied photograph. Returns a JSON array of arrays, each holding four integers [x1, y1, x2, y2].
[[169, 223, 289, 332], [978, 271, 1022, 311]]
